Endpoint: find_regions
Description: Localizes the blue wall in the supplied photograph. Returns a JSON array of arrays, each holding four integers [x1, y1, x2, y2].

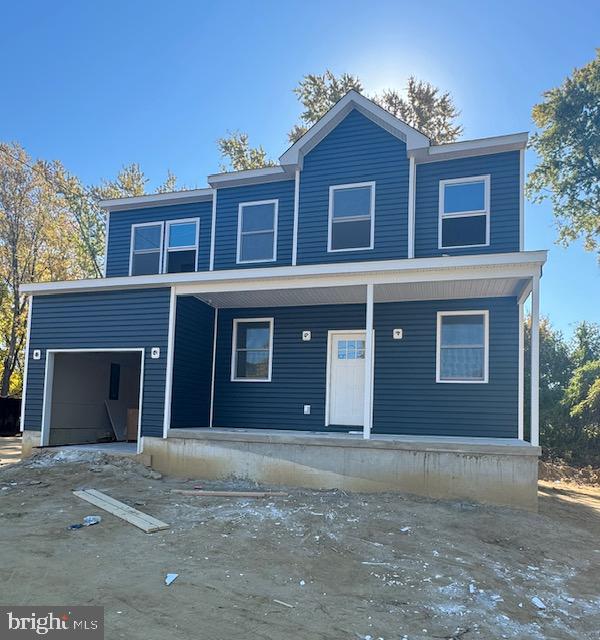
[[414, 151, 520, 257], [106, 200, 213, 277], [171, 296, 215, 428], [24, 288, 171, 438], [213, 180, 295, 270], [212, 297, 518, 437], [297, 109, 409, 264]]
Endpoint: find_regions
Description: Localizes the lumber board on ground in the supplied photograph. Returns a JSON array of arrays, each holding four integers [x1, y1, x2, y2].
[[171, 489, 287, 498], [73, 488, 169, 533]]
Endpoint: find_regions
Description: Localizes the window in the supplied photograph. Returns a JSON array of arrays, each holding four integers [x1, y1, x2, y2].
[[165, 219, 199, 273], [328, 182, 375, 252], [231, 318, 274, 382], [237, 201, 278, 263], [439, 176, 490, 249], [436, 311, 489, 383], [337, 339, 365, 360], [130, 223, 163, 275]]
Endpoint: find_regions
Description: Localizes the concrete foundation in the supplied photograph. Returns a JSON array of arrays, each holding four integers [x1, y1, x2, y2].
[[21, 430, 41, 457], [145, 429, 541, 510]]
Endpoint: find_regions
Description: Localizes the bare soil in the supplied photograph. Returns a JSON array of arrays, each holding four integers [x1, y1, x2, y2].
[[1, 441, 599, 640]]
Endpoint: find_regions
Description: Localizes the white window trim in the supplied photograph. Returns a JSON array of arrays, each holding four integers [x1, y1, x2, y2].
[[236, 200, 279, 264], [438, 175, 490, 250], [328, 181, 376, 253], [230, 317, 274, 382], [129, 221, 165, 276], [163, 218, 200, 273], [436, 310, 489, 384]]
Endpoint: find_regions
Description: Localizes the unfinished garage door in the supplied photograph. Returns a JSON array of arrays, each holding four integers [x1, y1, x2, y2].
[[45, 351, 142, 446]]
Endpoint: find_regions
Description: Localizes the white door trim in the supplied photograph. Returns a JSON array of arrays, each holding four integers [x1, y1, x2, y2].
[[40, 348, 145, 453], [325, 330, 369, 427]]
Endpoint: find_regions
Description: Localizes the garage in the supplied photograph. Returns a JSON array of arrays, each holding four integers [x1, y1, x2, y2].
[[41, 349, 143, 449]]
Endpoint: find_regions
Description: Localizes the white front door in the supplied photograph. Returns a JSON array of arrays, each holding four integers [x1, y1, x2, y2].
[[328, 332, 366, 426]]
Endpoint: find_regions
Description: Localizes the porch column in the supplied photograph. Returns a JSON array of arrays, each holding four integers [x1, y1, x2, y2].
[[162, 287, 177, 439], [363, 284, 374, 439], [530, 273, 540, 447]]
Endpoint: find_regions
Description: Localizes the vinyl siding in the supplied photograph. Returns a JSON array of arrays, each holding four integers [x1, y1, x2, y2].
[[105, 200, 213, 277], [415, 151, 520, 257], [24, 288, 171, 438], [211, 298, 518, 437], [213, 180, 295, 270], [297, 109, 409, 264], [171, 297, 215, 428]]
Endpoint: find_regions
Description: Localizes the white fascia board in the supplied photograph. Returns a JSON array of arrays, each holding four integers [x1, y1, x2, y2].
[[207, 166, 293, 188], [22, 250, 547, 296], [100, 188, 214, 212], [410, 132, 529, 164], [279, 90, 430, 167]]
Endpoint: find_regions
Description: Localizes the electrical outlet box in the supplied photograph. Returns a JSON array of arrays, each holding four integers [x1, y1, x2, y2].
[[303, 405, 311, 415], [32, 349, 41, 360], [151, 347, 161, 359], [302, 331, 311, 341], [393, 328, 403, 340]]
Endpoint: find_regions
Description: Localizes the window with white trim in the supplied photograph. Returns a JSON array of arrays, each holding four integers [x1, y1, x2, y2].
[[130, 223, 163, 275], [231, 318, 273, 381], [439, 176, 490, 249], [436, 311, 488, 383], [328, 182, 375, 251], [165, 219, 198, 273], [237, 201, 278, 263]]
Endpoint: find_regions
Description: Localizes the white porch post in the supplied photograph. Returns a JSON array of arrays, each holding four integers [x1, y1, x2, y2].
[[162, 287, 177, 439], [530, 273, 540, 447], [363, 283, 374, 439], [517, 297, 525, 440]]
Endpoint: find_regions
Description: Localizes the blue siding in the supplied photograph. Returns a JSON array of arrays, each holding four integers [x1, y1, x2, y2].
[[213, 180, 295, 270], [212, 298, 518, 437], [297, 109, 409, 264], [171, 297, 215, 428], [373, 297, 518, 437], [106, 200, 213, 277], [24, 288, 171, 438], [415, 151, 520, 257]]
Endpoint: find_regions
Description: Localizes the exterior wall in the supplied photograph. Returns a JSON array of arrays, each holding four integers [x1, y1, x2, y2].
[[24, 288, 171, 438], [171, 296, 215, 428], [213, 180, 295, 270], [212, 297, 518, 438], [414, 151, 520, 257], [105, 200, 213, 277], [296, 109, 409, 264], [146, 432, 540, 510]]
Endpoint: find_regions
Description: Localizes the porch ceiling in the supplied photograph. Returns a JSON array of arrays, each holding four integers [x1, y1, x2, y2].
[[191, 277, 529, 308]]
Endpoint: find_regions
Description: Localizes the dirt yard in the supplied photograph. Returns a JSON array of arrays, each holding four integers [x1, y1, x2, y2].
[[1, 439, 599, 640]]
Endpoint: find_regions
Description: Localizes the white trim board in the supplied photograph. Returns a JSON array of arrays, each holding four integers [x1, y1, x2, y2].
[[40, 348, 145, 454], [436, 310, 489, 384], [162, 289, 177, 439], [20, 296, 33, 432], [100, 188, 213, 212]]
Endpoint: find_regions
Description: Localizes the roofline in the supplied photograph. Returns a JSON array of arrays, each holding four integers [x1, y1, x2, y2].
[[207, 166, 294, 188], [99, 188, 213, 212], [279, 90, 431, 167], [410, 132, 528, 164], [22, 251, 547, 296]]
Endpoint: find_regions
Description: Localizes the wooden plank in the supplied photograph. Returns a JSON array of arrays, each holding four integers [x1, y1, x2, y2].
[[171, 489, 287, 498], [73, 489, 169, 533]]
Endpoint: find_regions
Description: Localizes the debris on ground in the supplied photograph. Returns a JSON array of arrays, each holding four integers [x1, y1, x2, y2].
[[531, 596, 546, 610], [82, 515, 102, 526], [164, 573, 178, 586]]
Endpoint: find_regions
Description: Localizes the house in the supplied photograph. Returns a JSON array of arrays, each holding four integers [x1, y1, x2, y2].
[[20, 91, 545, 509]]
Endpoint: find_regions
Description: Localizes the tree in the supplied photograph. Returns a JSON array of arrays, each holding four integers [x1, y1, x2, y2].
[[526, 50, 600, 255], [571, 320, 600, 368], [218, 70, 463, 170]]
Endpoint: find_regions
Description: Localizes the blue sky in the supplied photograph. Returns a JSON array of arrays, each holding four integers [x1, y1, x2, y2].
[[1, 0, 599, 335]]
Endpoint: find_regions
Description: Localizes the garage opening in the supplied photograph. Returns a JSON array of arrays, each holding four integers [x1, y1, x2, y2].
[[43, 350, 143, 448]]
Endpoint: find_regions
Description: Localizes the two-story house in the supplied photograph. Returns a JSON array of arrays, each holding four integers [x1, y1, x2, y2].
[[20, 92, 545, 509]]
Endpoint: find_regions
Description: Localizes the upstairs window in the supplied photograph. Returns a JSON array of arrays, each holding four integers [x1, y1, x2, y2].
[[237, 200, 278, 263], [231, 318, 273, 382], [328, 182, 375, 252], [436, 311, 488, 383], [130, 223, 163, 275], [165, 219, 198, 273], [439, 176, 490, 249]]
